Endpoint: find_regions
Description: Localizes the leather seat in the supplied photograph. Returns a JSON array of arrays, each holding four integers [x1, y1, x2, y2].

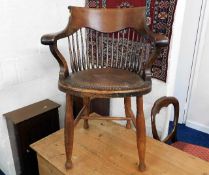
[[59, 68, 151, 97]]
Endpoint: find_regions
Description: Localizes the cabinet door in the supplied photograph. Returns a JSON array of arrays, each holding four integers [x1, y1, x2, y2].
[[17, 109, 60, 175]]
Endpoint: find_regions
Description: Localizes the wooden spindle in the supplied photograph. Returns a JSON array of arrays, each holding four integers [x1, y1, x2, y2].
[[96, 31, 99, 68], [129, 30, 135, 70], [140, 36, 146, 72], [137, 35, 143, 74], [124, 28, 131, 69], [90, 29, 94, 68], [67, 37, 75, 73], [76, 31, 82, 71], [110, 32, 115, 67], [119, 30, 125, 68], [101, 33, 104, 68], [72, 34, 78, 71], [85, 28, 90, 69], [106, 33, 109, 67], [116, 32, 120, 68], [131, 32, 139, 71], [135, 45, 140, 73], [80, 29, 86, 70], [133, 34, 140, 71]]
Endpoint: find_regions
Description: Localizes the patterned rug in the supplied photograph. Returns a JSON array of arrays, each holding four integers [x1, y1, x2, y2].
[[172, 141, 209, 162], [86, 0, 178, 82]]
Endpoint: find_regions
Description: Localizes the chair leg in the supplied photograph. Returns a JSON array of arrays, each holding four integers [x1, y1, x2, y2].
[[65, 94, 74, 169], [136, 96, 146, 171], [83, 97, 90, 129], [124, 97, 132, 129]]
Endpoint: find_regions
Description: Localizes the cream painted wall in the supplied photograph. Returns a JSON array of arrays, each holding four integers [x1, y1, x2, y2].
[[170, 0, 204, 123], [0, 0, 83, 174], [186, 0, 209, 134], [0, 0, 187, 174]]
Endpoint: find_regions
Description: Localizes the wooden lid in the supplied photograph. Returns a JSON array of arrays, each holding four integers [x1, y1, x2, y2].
[[3, 99, 60, 124]]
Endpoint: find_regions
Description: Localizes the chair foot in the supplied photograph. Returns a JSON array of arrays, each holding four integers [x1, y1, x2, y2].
[[138, 163, 146, 172], [65, 160, 73, 169], [83, 120, 89, 129]]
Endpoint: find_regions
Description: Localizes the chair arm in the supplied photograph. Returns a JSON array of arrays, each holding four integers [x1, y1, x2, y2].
[[145, 27, 169, 47], [41, 17, 75, 45], [41, 31, 70, 79], [151, 96, 179, 143], [41, 31, 68, 45], [143, 28, 169, 70]]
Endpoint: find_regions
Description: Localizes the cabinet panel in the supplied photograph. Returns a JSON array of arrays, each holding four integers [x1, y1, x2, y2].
[[4, 99, 60, 175]]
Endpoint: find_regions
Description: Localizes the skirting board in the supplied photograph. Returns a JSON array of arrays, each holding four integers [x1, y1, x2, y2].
[[186, 120, 209, 134]]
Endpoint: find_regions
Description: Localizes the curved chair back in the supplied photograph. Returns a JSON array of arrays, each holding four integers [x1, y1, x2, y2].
[[41, 6, 168, 80]]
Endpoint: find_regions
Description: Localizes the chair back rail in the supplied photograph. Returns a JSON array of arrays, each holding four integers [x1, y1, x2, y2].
[[68, 6, 146, 33]]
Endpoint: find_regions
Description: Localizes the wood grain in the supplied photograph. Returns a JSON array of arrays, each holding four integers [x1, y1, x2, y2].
[[64, 94, 74, 169], [136, 96, 146, 171], [31, 120, 209, 175]]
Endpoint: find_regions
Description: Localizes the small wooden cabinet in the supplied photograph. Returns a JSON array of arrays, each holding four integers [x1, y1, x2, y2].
[[3, 99, 60, 175]]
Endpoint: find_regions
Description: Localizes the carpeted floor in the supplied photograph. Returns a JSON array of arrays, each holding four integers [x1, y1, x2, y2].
[[169, 122, 209, 148]]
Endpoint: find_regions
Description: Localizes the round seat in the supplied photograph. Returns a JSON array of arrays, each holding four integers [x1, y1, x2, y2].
[[59, 68, 151, 98]]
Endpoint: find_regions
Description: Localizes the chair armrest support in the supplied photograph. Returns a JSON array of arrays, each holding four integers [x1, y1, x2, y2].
[[49, 44, 69, 79], [143, 28, 169, 70], [142, 68, 152, 82], [151, 96, 179, 143]]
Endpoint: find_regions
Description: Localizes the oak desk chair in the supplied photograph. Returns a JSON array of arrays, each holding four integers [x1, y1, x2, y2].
[[41, 6, 168, 171], [151, 97, 209, 162]]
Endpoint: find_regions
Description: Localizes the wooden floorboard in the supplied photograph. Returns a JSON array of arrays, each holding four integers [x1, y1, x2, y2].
[[31, 120, 209, 175]]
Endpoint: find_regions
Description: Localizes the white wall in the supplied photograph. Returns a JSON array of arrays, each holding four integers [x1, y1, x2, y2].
[[186, 0, 209, 134], [0, 0, 186, 174], [0, 0, 84, 174], [169, 0, 204, 123]]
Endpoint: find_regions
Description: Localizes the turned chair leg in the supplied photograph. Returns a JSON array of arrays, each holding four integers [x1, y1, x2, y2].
[[136, 96, 146, 171], [124, 97, 136, 128], [65, 94, 74, 169], [83, 97, 90, 129], [124, 97, 132, 129]]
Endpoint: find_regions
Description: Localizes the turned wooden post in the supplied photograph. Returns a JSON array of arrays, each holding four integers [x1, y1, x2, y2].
[[65, 94, 74, 169], [136, 96, 146, 171], [124, 97, 131, 129], [124, 97, 136, 128], [83, 97, 90, 129]]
